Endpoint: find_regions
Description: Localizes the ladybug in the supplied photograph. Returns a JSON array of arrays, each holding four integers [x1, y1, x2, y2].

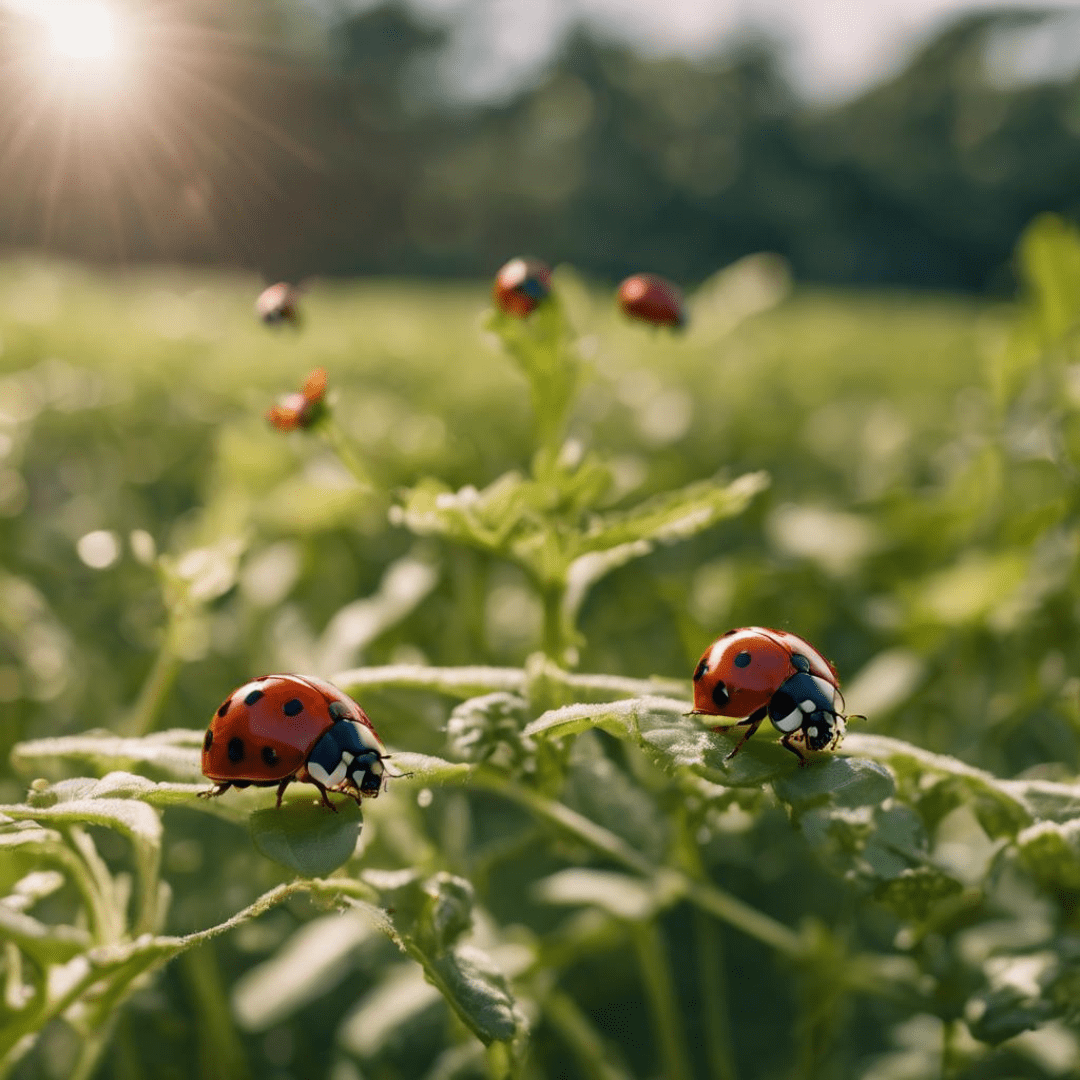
[[200, 674, 390, 810], [616, 273, 686, 329], [692, 627, 846, 763], [267, 367, 327, 432], [493, 257, 552, 317], [256, 282, 300, 327]]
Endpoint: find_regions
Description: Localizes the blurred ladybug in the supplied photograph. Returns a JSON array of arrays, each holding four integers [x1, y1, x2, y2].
[[493, 257, 552, 317], [256, 282, 300, 327], [267, 367, 327, 432], [617, 273, 686, 329], [201, 674, 391, 809], [692, 627, 847, 763]]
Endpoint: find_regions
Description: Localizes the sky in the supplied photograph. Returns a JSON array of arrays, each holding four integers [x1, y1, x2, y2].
[[402, 0, 1080, 102]]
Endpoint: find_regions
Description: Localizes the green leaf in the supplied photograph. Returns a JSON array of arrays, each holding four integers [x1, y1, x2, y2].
[[533, 868, 680, 921], [1016, 821, 1080, 892], [1017, 214, 1080, 345], [249, 799, 362, 878], [337, 963, 444, 1058], [28, 771, 204, 809], [873, 867, 964, 921], [391, 753, 473, 787], [335, 663, 528, 699], [524, 695, 689, 741], [11, 729, 203, 782], [0, 798, 162, 848], [231, 911, 375, 1031], [445, 693, 533, 768], [419, 873, 475, 955], [573, 472, 769, 556], [0, 903, 90, 963], [774, 758, 896, 809], [425, 944, 528, 1046]]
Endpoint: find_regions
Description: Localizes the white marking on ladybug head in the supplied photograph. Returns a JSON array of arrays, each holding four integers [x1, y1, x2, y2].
[[772, 708, 802, 734], [808, 725, 819, 739], [340, 751, 354, 764], [811, 676, 837, 705], [308, 758, 347, 788], [800, 700, 817, 713]]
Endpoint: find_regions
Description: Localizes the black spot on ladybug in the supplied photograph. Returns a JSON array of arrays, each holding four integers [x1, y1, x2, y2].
[[693, 659, 708, 682], [768, 690, 798, 722], [734, 651, 752, 668], [328, 700, 350, 720], [244, 689, 264, 706], [216, 698, 231, 718], [227, 737, 245, 763], [283, 698, 303, 716], [711, 680, 730, 708], [262, 746, 278, 766], [790, 654, 810, 674], [203, 730, 213, 752]]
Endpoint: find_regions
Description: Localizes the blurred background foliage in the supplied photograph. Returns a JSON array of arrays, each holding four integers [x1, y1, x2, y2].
[[0, 1, 1079, 289]]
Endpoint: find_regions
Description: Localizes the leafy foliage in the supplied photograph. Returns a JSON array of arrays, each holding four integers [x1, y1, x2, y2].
[[4, 223, 1080, 1080]]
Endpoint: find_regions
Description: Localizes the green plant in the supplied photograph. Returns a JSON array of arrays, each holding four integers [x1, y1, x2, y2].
[[4, 240, 1080, 1080]]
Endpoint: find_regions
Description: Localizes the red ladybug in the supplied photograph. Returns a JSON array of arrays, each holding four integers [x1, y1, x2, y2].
[[201, 674, 389, 809], [493, 257, 552, 317], [617, 273, 686, 329], [267, 367, 327, 432], [692, 627, 846, 763], [256, 282, 300, 327]]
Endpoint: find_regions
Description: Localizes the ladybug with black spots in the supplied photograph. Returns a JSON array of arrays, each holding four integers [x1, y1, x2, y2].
[[492, 257, 552, 317], [201, 674, 390, 810], [691, 627, 847, 764]]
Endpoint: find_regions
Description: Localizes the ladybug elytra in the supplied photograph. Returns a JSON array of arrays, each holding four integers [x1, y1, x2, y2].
[[692, 627, 847, 763], [256, 282, 300, 326], [201, 674, 390, 810], [493, 257, 552, 317], [617, 273, 686, 329]]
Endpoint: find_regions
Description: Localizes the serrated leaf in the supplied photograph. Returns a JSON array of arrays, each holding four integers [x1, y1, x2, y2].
[[1017, 821, 1080, 891], [249, 800, 362, 878], [11, 729, 203, 781], [574, 472, 769, 555], [426, 944, 527, 1046], [873, 867, 964, 920], [775, 758, 895, 809]]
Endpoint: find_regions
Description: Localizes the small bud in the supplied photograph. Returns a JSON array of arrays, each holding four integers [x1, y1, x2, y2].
[[617, 273, 686, 329], [267, 367, 327, 432], [493, 257, 552, 317], [256, 283, 300, 327]]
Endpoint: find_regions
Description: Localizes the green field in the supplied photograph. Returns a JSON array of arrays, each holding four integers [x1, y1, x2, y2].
[[3, 226, 1080, 1080]]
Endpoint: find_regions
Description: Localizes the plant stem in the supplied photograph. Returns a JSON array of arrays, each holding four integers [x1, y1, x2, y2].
[[941, 1018, 957, 1079], [543, 989, 635, 1080], [693, 909, 738, 1080], [70, 1022, 115, 1080], [630, 919, 693, 1080], [540, 583, 565, 662], [471, 768, 803, 958], [180, 947, 251, 1080], [124, 617, 182, 737], [321, 418, 375, 492]]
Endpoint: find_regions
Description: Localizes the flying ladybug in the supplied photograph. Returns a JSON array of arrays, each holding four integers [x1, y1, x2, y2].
[[691, 627, 849, 763]]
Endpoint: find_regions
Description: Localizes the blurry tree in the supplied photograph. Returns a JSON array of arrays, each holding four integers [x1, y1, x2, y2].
[[1, 3, 1079, 290]]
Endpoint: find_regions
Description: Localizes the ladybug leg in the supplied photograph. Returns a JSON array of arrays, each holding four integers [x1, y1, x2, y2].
[[309, 778, 339, 813], [780, 734, 809, 767], [274, 777, 293, 808], [722, 706, 768, 760], [198, 782, 232, 800]]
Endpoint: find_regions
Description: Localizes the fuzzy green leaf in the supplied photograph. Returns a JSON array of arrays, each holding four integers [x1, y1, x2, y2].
[[11, 729, 203, 782], [0, 903, 90, 963], [335, 663, 527, 700], [249, 799, 362, 878], [425, 944, 528, 1046], [774, 758, 896, 809]]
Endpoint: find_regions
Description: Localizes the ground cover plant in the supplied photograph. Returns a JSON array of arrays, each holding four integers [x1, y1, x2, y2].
[[3, 220, 1080, 1079]]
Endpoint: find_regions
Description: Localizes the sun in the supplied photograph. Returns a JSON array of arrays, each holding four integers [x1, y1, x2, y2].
[[38, 0, 122, 65]]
